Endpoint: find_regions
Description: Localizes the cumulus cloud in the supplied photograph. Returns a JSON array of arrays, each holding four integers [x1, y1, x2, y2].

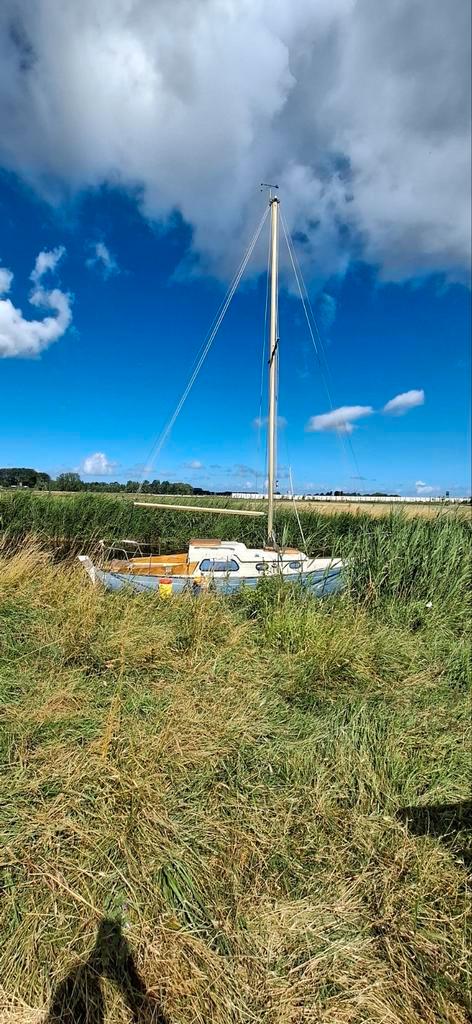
[[82, 452, 118, 476], [0, 1, 469, 282], [0, 248, 72, 358], [415, 480, 439, 495], [86, 241, 120, 279], [307, 389, 425, 434], [306, 405, 373, 434], [184, 459, 204, 470], [30, 246, 65, 285], [384, 389, 425, 415], [0, 268, 13, 294]]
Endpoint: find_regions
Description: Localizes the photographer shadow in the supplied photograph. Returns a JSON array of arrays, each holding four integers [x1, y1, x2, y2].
[[46, 917, 168, 1024], [397, 799, 471, 869]]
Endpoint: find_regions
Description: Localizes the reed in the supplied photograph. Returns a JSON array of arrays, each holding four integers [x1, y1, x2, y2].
[[1, 490, 470, 581]]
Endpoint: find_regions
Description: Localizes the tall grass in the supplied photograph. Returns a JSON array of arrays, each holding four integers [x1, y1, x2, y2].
[[0, 526, 470, 1022], [1, 489, 470, 566], [346, 510, 471, 608], [0, 489, 364, 553]]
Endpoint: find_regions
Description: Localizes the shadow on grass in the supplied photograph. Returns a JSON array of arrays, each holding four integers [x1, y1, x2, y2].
[[46, 917, 168, 1024], [398, 800, 472, 868]]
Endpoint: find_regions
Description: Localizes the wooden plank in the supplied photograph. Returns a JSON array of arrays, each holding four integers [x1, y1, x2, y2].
[[133, 501, 266, 518]]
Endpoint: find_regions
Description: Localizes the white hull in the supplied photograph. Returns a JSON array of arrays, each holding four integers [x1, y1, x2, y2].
[[78, 539, 343, 597], [78, 555, 343, 597]]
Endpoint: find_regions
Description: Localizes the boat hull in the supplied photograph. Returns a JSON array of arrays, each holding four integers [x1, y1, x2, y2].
[[78, 559, 343, 597]]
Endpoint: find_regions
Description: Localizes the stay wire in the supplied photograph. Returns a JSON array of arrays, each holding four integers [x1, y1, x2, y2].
[[288, 465, 307, 551], [280, 211, 360, 483], [138, 205, 269, 490], [281, 419, 307, 551], [280, 212, 362, 485]]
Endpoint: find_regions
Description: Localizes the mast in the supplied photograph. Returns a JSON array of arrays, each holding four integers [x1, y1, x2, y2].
[[267, 195, 279, 544]]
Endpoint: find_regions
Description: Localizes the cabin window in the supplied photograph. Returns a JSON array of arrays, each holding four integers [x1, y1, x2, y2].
[[199, 558, 239, 572], [255, 562, 268, 572], [288, 560, 302, 570]]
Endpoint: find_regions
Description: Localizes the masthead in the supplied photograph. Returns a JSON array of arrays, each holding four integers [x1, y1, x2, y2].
[[260, 182, 279, 202]]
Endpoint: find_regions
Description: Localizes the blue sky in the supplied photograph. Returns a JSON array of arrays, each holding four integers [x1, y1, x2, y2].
[[0, 1, 470, 496], [0, 172, 469, 495]]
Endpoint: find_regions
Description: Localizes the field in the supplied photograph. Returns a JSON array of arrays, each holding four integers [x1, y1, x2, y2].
[[273, 500, 470, 518], [10, 487, 472, 520], [0, 501, 471, 1022]]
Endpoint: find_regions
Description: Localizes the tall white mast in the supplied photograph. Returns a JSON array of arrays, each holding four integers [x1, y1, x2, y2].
[[267, 194, 279, 544]]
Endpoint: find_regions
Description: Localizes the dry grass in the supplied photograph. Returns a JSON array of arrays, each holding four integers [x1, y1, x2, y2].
[[0, 543, 470, 1022], [31, 489, 471, 518], [275, 499, 470, 519]]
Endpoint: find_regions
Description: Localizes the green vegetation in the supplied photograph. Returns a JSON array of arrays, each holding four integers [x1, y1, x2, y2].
[[0, 465, 218, 495], [0, 511, 470, 1022], [51, 474, 208, 495], [0, 466, 51, 489], [0, 488, 470, 560]]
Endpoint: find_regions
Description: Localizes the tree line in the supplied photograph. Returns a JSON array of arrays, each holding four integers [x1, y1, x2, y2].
[[0, 468, 225, 495]]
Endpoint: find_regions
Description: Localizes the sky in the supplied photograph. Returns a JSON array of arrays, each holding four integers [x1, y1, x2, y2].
[[0, 0, 470, 496]]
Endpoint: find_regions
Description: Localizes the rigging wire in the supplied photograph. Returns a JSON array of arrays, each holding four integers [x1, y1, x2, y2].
[[280, 211, 363, 484], [138, 205, 270, 490], [281, 419, 308, 551], [281, 210, 353, 481], [287, 464, 307, 551]]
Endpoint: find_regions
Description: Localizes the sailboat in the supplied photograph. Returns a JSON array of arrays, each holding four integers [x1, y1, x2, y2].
[[78, 193, 343, 596]]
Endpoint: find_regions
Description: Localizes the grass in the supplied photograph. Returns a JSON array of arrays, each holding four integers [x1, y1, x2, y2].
[[0, 520, 471, 1022], [0, 489, 470, 557], [22, 489, 471, 519]]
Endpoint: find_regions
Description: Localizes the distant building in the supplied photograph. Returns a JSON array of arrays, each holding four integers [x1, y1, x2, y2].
[[231, 492, 465, 504]]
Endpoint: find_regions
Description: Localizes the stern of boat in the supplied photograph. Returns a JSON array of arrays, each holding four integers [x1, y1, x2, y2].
[[77, 554, 98, 585]]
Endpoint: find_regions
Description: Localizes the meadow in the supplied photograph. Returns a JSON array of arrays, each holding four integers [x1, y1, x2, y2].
[[0, 500, 470, 1022]]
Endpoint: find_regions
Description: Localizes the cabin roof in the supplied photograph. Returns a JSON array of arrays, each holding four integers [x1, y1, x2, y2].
[[189, 538, 222, 547], [269, 547, 301, 555]]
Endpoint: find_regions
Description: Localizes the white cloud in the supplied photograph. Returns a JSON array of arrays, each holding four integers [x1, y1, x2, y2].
[[384, 389, 425, 415], [306, 405, 373, 434], [415, 480, 439, 495], [0, 267, 14, 294], [184, 459, 204, 470], [86, 241, 120, 279], [307, 391, 425, 435], [30, 246, 65, 285], [253, 415, 287, 429], [0, 1, 469, 283], [0, 248, 72, 358], [82, 452, 118, 476]]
